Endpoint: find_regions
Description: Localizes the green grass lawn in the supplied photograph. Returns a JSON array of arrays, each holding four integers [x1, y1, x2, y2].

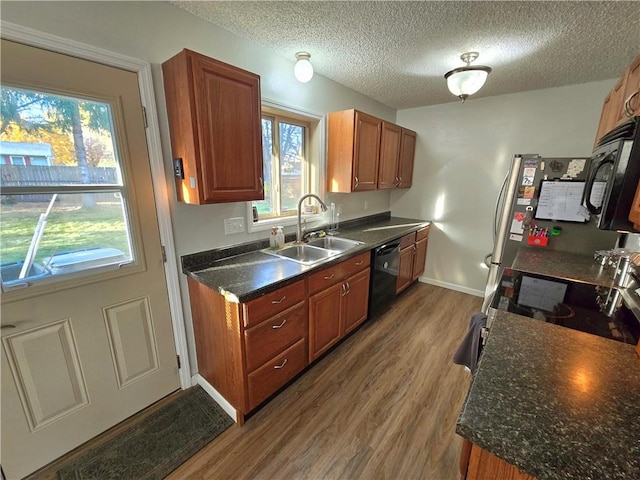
[[1, 202, 131, 265]]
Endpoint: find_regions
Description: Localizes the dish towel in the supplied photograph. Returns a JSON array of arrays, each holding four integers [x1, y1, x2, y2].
[[453, 312, 487, 374]]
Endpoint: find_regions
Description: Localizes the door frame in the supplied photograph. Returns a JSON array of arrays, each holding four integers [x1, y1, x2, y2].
[[0, 20, 192, 389]]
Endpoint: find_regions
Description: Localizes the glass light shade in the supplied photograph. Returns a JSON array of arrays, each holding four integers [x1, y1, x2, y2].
[[294, 54, 314, 83], [446, 68, 489, 98]]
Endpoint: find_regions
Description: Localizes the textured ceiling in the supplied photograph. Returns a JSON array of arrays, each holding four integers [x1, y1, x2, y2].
[[171, 1, 640, 109]]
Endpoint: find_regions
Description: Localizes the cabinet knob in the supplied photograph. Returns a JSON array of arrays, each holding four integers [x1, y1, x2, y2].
[[341, 283, 347, 296], [354, 176, 359, 188], [271, 296, 286, 304], [398, 176, 403, 185], [271, 319, 287, 329], [259, 176, 264, 194], [274, 358, 288, 369]]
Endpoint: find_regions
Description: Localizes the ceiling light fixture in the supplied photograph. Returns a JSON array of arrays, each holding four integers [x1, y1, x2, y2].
[[444, 52, 492, 102], [294, 52, 314, 83]]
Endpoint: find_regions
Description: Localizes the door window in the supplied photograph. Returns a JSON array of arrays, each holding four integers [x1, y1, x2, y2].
[[0, 86, 134, 290]]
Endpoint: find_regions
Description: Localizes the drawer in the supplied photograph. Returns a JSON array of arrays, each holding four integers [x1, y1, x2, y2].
[[247, 337, 307, 411], [243, 279, 307, 328], [416, 225, 430, 241], [308, 251, 370, 295], [244, 301, 307, 372], [399, 232, 417, 249], [335, 251, 370, 280]]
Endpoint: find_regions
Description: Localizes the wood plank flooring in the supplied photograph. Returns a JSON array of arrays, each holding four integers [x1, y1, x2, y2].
[[29, 283, 481, 480], [171, 283, 481, 480]]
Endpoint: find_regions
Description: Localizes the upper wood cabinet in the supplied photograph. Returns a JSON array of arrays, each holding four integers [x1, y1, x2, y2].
[[595, 54, 640, 146], [328, 109, 381, 192], [398, 128, 416, 188], [162, 49, 264, 204], [378, 121, 402, 189], [327, 109, 416, 192]]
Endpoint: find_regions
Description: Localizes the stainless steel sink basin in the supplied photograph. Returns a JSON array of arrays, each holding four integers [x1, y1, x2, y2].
[[265, 244, 338, 265], [307, 237, 364, 252]]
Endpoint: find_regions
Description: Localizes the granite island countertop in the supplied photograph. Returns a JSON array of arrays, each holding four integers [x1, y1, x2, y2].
[[182, 214, 430, 303], [456, 310, 640, 480]]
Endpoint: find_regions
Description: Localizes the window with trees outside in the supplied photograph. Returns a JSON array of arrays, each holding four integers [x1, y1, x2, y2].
[[252, 113, 309, 221], [0, 85, 134, 291]]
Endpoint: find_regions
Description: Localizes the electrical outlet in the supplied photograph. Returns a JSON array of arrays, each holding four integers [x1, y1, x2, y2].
[[224, 217, 245, 235]]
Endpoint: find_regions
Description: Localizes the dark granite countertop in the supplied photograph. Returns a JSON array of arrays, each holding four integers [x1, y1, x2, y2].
[[457, 310, 640, 480], [182, 213, 430, 303], [513, 248, 617, 289]]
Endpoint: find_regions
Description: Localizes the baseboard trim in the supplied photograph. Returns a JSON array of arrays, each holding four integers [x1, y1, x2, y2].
[[418, 277, 484, 297], [193, 374, 237, 422]]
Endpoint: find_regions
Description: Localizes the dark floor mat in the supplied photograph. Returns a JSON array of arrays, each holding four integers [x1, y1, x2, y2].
[[57, 386, 233, 480]]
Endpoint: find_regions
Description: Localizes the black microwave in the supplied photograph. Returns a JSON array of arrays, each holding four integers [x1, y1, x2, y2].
[[583, 116, 640, 231]]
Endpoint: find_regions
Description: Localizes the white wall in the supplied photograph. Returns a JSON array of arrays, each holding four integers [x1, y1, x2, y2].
[[1, 1, 396, 375], [391, 80, 615, 295]]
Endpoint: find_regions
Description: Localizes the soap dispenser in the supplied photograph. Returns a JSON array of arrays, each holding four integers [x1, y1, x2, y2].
[[276, 226, 285, 249]]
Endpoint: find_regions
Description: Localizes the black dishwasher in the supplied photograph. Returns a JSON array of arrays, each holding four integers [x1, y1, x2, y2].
[[369, 240, 401, 317]]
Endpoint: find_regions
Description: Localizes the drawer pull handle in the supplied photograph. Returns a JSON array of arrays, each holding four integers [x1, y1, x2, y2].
[[274, 358, 288, 369], [324, 273, 335, 280], [272, 319, 287, 329], [271, 296, 286, 304], [355, 260, 363, 266], [341, 283, 347, 296]]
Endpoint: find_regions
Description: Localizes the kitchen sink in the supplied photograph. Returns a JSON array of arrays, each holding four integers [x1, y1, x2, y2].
[[265, 244, 338, 265], [307, 237, 364, 252]]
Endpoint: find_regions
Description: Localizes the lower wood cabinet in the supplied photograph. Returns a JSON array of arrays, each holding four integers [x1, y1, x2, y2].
[[308, 251, 371, 361], [466, 444, 536, 480], [397, 225, 430, 293], [187, 249, 374, 422], [187, 276, 308, 423]]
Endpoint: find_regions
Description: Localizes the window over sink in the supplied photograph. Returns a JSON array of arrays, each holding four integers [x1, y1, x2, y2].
[[247, 102, 325, 233]]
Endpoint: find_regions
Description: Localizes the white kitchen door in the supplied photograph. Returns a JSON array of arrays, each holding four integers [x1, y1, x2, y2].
[[0, 40, 180, 479]]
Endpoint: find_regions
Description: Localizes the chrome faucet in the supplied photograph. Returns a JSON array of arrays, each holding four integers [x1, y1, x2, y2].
[[297, 194, 328, 243]]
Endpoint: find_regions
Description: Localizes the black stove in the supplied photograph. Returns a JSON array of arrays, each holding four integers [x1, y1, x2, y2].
[[491, 268, 640, 345]]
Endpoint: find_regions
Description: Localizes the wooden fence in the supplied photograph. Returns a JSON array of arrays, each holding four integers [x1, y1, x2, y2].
[[0, 165, 118, 186]]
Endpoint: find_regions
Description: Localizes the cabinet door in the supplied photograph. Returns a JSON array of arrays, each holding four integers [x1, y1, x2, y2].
[[466, 444, 536, 480], [412, 237, 428, 281], [353, 111, 381, 191], [628, 180, 640, 229], [191, 53, 264, 203], [342, 268, 371, 335], [396, 245, 414, 294], [378, 122, 401, 189], [309, 282, 343, 361], [622, 55, 640, 119], [594, 92, 613, 146], [397, 128, 416, 188]]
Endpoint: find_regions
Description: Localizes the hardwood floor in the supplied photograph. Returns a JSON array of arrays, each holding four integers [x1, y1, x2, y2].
[[28, 283, 481, 480], [170, 283, 481, 480]]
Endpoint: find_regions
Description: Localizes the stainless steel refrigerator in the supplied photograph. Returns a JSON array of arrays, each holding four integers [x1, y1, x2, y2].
[[482, 154, 619, 312]]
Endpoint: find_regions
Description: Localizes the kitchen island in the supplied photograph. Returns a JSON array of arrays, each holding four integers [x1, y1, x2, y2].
[[457, 309, 640, 480]]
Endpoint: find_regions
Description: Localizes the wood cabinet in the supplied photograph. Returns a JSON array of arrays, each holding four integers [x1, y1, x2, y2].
[[466, 444, 536, 480], [627, 181, 640, 229], [162, 49, 264, 204], [397, 128, 416, 188], [594, 54, 640, 146], [327, 109, 416, 192], [378, 123, 417, 189], [309, 252, 371, 361], [378, 122, 402, 189], [187, 277, 308, 422], [327, 109, 381, 192], [396, 226, 430, 293]]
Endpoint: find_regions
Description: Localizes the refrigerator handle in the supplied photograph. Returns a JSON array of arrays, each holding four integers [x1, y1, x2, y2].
[[494, 171, 510, 241], [491, 155, 523, 266]]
